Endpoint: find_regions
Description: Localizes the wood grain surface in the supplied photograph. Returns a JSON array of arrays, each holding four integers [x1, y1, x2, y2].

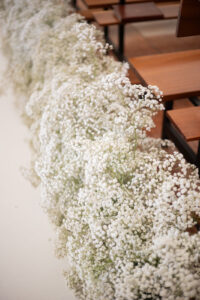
[[129, 49, 200, 101], [113, 2, 164, 23], [93, 10, 120, 25], [167, 106, 200, 141], [158, 2, 179, 19]]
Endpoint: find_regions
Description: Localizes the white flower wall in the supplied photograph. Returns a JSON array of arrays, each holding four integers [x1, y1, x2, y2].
[[1, 0, 200, 299]]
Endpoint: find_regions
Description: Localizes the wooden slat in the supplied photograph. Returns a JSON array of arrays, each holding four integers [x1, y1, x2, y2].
[[113, 2, 164, 23], [93, 10, 120, 25], [158, 2, 179, 19], [177, 0, 200, 37], [83, 0, 177, 9], [167, 106, 200, 141], [129, 49, 200, 101]]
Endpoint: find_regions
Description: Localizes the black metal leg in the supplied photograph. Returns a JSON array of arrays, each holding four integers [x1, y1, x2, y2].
[[72, 0, 77, 8], [118, 24, 124, 60], [196, 142, 200, 176], [162, 100, 173, 139], [189, 96, 200, 106], [117, 0, 125, 60], [104, 26, 109, 40]]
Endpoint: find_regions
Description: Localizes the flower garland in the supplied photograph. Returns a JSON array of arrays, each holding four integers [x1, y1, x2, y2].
[[1, 1, 200, 299]]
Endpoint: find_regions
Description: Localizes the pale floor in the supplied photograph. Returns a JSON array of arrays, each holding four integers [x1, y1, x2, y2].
[[0, 46, 77, 300]]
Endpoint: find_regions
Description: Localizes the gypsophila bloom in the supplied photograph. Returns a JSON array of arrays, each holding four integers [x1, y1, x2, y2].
[[1, 0, 200, 299]]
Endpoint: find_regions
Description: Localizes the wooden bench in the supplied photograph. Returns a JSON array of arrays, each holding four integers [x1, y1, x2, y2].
[[129, 49, 200, 172], [128, 0, 200, 172], [128, 49, 200, 137], [93, 2, 179, 25], [129, 49, 200, 102], [93, 3, 179, 26], [93, 1, 179, 59]]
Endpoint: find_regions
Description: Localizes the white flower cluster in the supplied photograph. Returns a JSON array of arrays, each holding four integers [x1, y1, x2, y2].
[[1, 1, 200, 299]]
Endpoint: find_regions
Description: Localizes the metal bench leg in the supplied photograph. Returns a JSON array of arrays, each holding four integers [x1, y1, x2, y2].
[[72, 0, 77, 8], [104, 26, 109, 40], [196, 141, 200, 176], [118, 24, 124, 60], [189, 96, 200, 106], [162, 100, 173, 139], [118, 0, 125, 60]]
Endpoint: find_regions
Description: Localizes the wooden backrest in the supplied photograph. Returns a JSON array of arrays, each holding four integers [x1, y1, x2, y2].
[[176, 0, 200, 37]]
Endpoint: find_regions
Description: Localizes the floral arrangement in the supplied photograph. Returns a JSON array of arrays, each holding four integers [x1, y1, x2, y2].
[[1, 0, 200, 299]]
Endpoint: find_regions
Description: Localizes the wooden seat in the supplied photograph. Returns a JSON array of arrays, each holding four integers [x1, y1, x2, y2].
[[167, 106, 200, 141], [93, 10, 120, 25], [93, 2, 179, 60], [93, 2, 179, 26], [158, 2, 179, 19], [166, 106, 200, 173], [129, 49, 200, 101], [113, 2, 164, 23]]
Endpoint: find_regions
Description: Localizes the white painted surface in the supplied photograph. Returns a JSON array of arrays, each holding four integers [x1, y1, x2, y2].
[[0, 46, 77, 300]]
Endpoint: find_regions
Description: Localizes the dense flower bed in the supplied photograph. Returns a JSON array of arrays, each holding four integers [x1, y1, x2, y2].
[[1, 1, 200, 299]]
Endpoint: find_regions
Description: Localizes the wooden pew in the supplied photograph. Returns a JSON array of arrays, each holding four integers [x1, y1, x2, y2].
[[93, 1, 179, 59], [128, 0, 200, 172], [129, 50, 200, 168], [93, 2, 179, 25], [129, 49, 200, 102]]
